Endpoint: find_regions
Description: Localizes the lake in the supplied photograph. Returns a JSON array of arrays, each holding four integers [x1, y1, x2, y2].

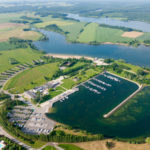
[[34, 30, 150, 67], [67, 13, 150, 32]]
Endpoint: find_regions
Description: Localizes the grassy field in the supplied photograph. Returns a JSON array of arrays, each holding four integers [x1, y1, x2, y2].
[[42, 145, 57, 150], [60, 22, 86, 41], [0, 48, 43, 73], [77, 23, 98, 43], [59, 144, 84, 150], [75, 140, 150, 150], [77, 23, 133, 44], [137, 32, 150, 41], [4, 63, 59, 93], [0, 42, 17, 51]]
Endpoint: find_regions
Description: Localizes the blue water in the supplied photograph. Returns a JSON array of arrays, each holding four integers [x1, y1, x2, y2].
[[67, 13, 150, 32], [34, 30, 150, 67]]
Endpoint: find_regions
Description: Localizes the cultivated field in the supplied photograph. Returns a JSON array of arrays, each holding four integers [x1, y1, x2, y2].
[[0, 23, 42, 42], [122, 31, 144, 38], [4, 63, 59, 93]]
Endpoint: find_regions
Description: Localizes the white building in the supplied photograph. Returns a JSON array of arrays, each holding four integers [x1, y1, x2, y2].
[[0, 140, 6, 150], [23, 91, 37, 100]]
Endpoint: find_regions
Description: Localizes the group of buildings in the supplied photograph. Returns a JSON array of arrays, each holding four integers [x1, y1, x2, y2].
[[22, 76, 64, 100]]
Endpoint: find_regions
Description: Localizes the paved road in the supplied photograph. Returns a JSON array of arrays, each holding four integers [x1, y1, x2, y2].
[[0, 126, 33, 149]]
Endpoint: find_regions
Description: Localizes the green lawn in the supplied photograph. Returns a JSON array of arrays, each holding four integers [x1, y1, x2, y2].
[[42, 145, 57, 150], [61, 78, 76, 89], [4, 63, 59, 94], [0, 48, 43, 73], [63, 62, 85, 74], [59, 144, 84, 150]]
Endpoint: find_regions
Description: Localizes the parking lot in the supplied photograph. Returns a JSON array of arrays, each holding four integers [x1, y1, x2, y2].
[[8, 105, 34, 128], [22, 107, 55, 135]]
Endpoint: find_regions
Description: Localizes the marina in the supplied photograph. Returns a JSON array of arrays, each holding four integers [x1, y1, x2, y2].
[[48, 72, 139, 137]]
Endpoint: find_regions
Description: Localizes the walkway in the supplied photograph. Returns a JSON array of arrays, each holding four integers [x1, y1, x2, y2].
[[103, 71, 143, 118], [39, 142, 64, 150]]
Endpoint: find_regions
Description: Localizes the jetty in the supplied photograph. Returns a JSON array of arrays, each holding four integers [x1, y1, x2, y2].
[[82, 84, 101, 95], [103, 84, 143, 118], [93, 78, 112, 87]]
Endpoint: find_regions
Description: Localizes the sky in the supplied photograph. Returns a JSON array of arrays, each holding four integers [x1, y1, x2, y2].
[[0, 0, 150, 2]]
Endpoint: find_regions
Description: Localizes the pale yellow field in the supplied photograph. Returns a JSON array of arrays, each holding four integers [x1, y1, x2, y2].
[[0, 23, 42, 41], [35, 20, 74, 28], [75, 140, 150, 150], [122, 31, 144, 38], [76, 140, 150, 150], [0, 23, 23, 30]]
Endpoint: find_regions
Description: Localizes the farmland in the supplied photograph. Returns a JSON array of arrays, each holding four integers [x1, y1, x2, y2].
[[0, 23, 43, 42], [1, 11, 149, 46], [33, 15, 150, 46], [77, 23, 138, 44], [4, 63, 59, 93]]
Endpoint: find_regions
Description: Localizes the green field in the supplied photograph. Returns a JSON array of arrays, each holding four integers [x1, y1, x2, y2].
[[0, 13, 23, 23], [0, 42, 17, 51], [4, 63, 59, 93], [42, 145, 57, 150], [60, 22, 86, 41], [0, 48, 43, 73], [77, 23, 132, 44], [59, 144, 84, 150], [77, 23, 98, 43]]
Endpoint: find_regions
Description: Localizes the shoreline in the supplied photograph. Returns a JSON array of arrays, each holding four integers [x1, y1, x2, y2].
[[37, 29, 149, 48], [46, 53, 95, 61]]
